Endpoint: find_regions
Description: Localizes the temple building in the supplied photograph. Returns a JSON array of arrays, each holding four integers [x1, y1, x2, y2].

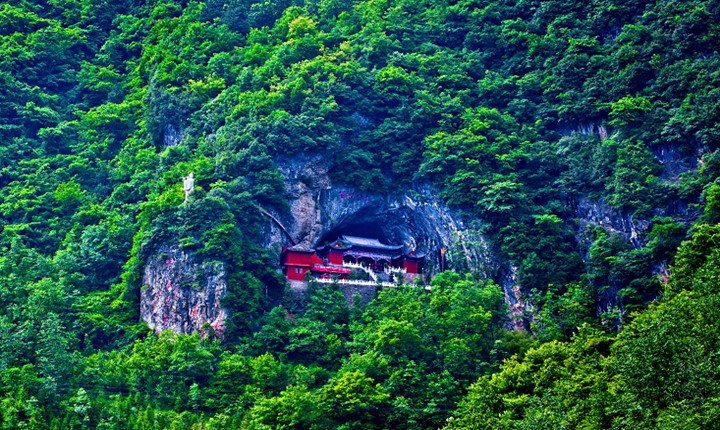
[[281, 235, 424, 284]]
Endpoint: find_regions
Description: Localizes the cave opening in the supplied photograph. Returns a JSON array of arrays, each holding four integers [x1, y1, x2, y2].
[[315, 205, 401, 247]]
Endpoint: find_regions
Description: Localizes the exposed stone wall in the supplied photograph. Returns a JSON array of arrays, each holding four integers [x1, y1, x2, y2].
[[263, 152, 494, 278], [142, 141, 703, 335], [569, 140, 702, 315], [260, 149, 701, 331], [499, 265, 530, 331], [141, 246, 227, 339], [338, 283, 378, 307], [162, 123, 182, 147], [574, 196, 651, 248], [260, 152, 515, 325]]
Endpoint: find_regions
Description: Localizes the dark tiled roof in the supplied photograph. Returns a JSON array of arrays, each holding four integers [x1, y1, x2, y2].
[[340, 235, 404, 251]]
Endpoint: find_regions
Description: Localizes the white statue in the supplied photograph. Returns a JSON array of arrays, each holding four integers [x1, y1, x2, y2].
[[182, 172, 194, 202]]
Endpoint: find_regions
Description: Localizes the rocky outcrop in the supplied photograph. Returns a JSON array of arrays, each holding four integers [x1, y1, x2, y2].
[[574, 196, 651, 248], [162, 123, 182, 147], [561, 122, 609, 141], [569, 143, 702, 317], [139, 139, 705, 336], [653, 143, 699, 181], [141, 246, 227, 338], [263, 152, 494, 278], [499, 265, 530, 331], [572, 142, 702, 252], [256, 152, 522, 326], [139, 152, 503, 338]]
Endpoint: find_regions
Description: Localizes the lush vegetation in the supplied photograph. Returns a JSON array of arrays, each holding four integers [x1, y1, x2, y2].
[[1, 0, 720, 427]]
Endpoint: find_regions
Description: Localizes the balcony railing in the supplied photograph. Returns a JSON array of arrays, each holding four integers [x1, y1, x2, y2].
[[315, 277, 396, 288]]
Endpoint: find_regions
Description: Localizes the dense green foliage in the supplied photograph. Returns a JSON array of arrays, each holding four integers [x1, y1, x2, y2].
[[445, 221, 720, 430], [2, 0, 720, 427]]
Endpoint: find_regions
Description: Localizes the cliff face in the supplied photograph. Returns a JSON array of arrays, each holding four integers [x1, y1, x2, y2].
[[140, 246, 227, 339], [569, 142, 702, 315], [262, 152, 529, 328], [138, 153, 507, 337], [574, 196, 650, 247], [570, 143, 700, 247], [264, 152, 495, 278], [140, 142, 700, 337]]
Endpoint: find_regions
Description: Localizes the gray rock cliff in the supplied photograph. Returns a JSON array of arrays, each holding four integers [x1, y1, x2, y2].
[[140, 140, 700, 335], [261, 152, 531, 327], [263, 152, 495, 278], [141, 246, 227, 339]]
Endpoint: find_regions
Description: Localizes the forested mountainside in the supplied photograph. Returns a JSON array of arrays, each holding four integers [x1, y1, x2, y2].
[[2, 0, 720, 427]]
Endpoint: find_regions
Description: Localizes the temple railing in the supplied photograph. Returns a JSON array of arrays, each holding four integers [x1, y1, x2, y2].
[[344, 250, 396, 261], [315, 278, 396, 288], [342, 262, 379, 282], [343, 261, 405, 276], [384, 266, 406, 275], [314, 277, 430, 290]]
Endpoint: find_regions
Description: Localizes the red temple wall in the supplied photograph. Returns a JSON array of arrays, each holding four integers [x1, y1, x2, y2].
[[284, 251, 315, 267], [284, 246, 424, 280], [286, 266, 309, 281], [404, 260, 420, 274], [328, 250, 344, 265]]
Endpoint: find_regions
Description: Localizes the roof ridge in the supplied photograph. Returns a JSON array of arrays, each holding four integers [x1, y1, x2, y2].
[[339, 235, 404, 250]]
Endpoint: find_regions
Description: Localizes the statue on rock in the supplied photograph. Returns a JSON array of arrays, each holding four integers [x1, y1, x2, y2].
[[182, 172, 194, 202]]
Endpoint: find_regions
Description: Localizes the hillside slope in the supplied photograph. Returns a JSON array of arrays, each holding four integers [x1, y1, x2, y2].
[[1, 0, 719, 427]]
